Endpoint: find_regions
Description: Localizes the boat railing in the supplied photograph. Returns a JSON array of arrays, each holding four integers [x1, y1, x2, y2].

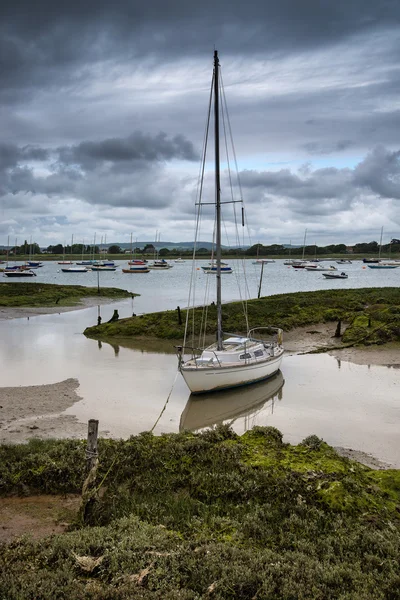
[[175, 345, 223, 368], [247, 327, 283, 346]]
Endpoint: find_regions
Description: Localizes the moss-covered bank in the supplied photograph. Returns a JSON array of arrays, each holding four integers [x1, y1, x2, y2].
[[84, 287, 400, 348], [0, 427, 399, 598], [0, 282, 132, 308]]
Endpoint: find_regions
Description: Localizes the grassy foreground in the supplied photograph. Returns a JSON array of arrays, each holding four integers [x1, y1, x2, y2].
[[0, 282, 132, 308], [84, 287, 400, 347], [0, 427, 400, 599]]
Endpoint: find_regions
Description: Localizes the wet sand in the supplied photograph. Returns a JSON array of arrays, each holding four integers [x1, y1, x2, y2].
[[0, 379, 110, 444], [0, 307, 398, 469], [0, 296, 118, 320]]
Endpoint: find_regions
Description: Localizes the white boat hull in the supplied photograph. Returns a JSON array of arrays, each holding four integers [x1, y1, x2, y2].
[[180, 351, 283, 394]]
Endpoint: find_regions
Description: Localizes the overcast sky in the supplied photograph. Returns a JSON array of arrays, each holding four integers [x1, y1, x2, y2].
[[1, 0, 400, 248]]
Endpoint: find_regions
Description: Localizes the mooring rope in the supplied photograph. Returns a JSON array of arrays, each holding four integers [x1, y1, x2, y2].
[[150, 371, 180, 433]]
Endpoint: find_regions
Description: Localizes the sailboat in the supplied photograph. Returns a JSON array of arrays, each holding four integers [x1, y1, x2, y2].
[[178, 51, 284, 394]]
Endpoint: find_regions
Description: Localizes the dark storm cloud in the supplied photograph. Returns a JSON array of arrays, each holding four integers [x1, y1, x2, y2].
[[1, 0, 400, 95], [303, 140, 354, 155], [0, 143, 49, 170], [353, 146, 400, 199], [239, 166, 352, 202], [56, 132, 198, 171]]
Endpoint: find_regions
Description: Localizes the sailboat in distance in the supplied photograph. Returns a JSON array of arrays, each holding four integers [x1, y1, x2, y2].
[[178, 51, 284, 394]]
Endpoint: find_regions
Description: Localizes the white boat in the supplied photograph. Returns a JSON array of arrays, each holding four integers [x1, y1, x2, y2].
[[61, 266, 88, 273], [323, 271, 348, 279], [336, 259, 352, 264], [253, 258, 275, 264], [305, 265, 337, 272], [178, 51, 283, 394], [174, 258, 186, 263]]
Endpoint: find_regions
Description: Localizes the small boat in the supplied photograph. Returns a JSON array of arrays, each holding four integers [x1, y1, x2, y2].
[[92, 260, 115, 267], [252, 258, 275, 264], [148, 259, 173, 270], [58, 261, 74, 265], [90, 265, 118, 271], [367, 264, 399, 269], [362, 258, 380, 263], [61, 266, 88, 273], [336, 259, 352, 264], [27, 261, 43, 267], [305, 265, 337, 272], [4, 269, 36, 277], [178, 51, 283, 394], [291, 261, 314, 268], [174, 258, 186, 263], [122, 264, 150, 273], [323, 272, 348, 279], [201, 262, 233, 274]]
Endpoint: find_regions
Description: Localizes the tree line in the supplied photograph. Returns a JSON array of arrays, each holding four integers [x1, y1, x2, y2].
[[1, 239, 400, 257]]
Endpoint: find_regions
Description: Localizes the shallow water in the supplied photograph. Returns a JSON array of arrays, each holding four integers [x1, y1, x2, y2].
[[0, 307, 399, 467], [1, 258, 399, 314], [1, 260, 399, 465]]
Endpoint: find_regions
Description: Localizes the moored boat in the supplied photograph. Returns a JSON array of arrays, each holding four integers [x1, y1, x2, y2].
[[61, 266, 88, 272], [148, 259, 173, 270], [323, 271, 348, 279], [178, 51, 283, 394], [4, 269, 36, 277]]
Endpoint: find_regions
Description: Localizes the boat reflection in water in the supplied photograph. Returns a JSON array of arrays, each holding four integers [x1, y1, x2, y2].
[[180, 371, 284, 432]]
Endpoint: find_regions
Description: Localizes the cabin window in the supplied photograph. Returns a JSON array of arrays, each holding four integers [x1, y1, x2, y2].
[[254, 349, 264, 357], [239, 352, 252, 360]]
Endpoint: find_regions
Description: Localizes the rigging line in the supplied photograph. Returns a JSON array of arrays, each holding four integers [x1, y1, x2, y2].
[[218, 78, 250, 331], [184, 73, 214, 352], [150, 371, 180, 433], [220, 73, 245, 212]]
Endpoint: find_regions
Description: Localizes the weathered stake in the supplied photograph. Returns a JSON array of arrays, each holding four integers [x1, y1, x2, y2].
[[81, 419, 99, 524], [334, 320, 342, 338], [86, 419, 99, 472]]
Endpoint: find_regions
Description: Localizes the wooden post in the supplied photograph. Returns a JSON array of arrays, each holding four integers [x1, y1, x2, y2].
[[177, 305, 182, 325], [334, 320, 342, 338], [81, 419, 99, 524], [86, 419, 99, 472], [257, 262, 265, 299]]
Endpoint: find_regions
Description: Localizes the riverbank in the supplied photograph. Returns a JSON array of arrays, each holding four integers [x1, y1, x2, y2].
[[0, 296, 124, 320], [0, 427, 399, 598], [0, 318, 398, 470]]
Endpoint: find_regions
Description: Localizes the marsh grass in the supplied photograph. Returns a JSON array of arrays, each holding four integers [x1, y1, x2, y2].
[[0, 427, 399, 598], [0, 282, 132, 308], [84, 287, 400, 347]]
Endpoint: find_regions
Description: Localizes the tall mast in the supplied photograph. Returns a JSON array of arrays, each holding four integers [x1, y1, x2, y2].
[[301, 228, 307, 260], [214, 50, 223, 350]]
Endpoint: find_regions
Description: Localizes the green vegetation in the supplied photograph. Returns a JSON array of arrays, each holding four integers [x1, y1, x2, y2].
[[0, 282, 132, 308], [0, 427, 399, 598], [84, 287, 400, 347]]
